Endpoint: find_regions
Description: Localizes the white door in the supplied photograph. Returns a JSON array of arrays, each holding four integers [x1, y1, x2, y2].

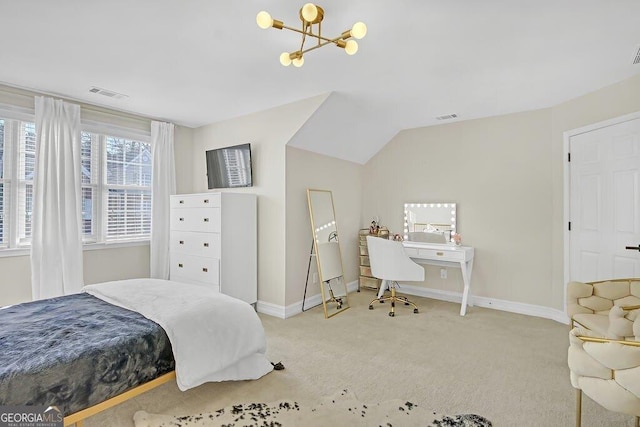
[[569, 117, 640, 282]]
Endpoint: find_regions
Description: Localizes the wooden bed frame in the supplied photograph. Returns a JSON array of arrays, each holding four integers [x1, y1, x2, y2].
[[64, 371, 176, 426]]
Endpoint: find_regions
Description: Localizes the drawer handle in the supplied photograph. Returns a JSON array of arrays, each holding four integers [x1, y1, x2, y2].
[[203, 218, 209, 222], [204, 199, 209, 203], [179, 240, 184, 245], [178, 263, 183, 268], [436, 252, 444, 256], [179, 200, 184, 204], [179, 217, 184, 221], [202, 267, 208, 273], [203, 243, 209, 247]]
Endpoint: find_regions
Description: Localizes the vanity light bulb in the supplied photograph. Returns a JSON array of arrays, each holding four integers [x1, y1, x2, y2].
[[256, 11, 273, 29], [292, 56, 304, 67]]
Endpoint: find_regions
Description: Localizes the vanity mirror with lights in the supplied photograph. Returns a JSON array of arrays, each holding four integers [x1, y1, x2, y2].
[[305, 189, 349, 318], [404, 203, 457, 243], [401, 202, 475, 316]]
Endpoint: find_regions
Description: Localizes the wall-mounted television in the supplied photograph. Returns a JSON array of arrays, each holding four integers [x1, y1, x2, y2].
[[206, 143, 253, 189]]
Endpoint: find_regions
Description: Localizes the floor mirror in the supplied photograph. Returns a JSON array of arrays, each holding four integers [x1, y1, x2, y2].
[[306, 189, 350, 318]]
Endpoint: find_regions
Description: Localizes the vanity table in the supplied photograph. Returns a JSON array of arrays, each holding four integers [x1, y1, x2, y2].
[[402, 241, 475, 316]]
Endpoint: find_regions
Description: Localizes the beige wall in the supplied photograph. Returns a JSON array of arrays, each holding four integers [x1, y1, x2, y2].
[[362, 109, 554, 306], [362, 73, 640, 311], [0, 85, 194, 307], [285, 146, 363, 306], [174, 125, 195, 194], [0, 244, 153, 307], [0, 255, 32, 305], [189, 95, 328, 306], [83, 245, 150, 284]]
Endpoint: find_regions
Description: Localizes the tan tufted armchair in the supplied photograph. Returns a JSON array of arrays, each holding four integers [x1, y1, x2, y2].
[[567, 278, 640, 427]]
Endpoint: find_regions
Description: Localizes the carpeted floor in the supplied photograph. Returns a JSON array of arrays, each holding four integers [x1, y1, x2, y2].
[[85, 291, 634, 426]]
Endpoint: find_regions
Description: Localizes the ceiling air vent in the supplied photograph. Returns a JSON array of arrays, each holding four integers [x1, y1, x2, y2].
[[88, 86, 128, 100], [436, 113, 458, 121], [633, 46, 640, 65]]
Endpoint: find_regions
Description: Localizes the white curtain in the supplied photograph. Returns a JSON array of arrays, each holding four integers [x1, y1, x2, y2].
[[150, 121, 176, 279], [31, 96, 84, 300]]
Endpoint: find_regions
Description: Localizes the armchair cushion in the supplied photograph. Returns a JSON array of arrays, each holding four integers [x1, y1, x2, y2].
[[568, 327, 640, 417], [567, 279, 640, 340], [608, 306, 635, 340]]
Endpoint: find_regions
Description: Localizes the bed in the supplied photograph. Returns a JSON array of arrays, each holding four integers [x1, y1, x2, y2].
[[0, 278, 274, 426]]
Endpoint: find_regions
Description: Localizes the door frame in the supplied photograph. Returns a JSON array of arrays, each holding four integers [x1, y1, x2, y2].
[[563, 110, 640, 310]]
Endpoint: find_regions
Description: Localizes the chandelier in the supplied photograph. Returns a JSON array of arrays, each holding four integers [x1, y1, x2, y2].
[[256, 3, 367, 68]]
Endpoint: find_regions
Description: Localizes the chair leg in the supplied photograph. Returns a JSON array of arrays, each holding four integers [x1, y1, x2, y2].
[[635, 415, 639, 427], [575, 389, 582, 427], [368, 285, 419, 316]]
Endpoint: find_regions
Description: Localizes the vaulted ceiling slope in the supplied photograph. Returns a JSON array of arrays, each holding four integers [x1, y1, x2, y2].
[[0, 1, 639, 164]]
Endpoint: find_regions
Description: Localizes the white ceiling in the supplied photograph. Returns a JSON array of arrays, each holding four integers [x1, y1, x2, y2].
[[1, 0, 639, 163]]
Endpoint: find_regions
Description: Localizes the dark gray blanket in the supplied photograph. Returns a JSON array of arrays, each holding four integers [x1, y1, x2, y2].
[[0, 292, 174, 416]]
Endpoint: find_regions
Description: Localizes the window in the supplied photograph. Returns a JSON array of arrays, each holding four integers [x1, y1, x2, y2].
[[18, 122, 36, 243], [0, 112, 152, 250], [103, 135, 152, 241], [0, 117, 36, 249], [0, 119, 5, 246]]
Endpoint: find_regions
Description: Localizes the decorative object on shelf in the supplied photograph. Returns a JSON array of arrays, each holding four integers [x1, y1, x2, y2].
[[392, 233, 404, 242], [369, 219, 380, 235], [452, 233, 462, 246], [256, 3, 367, 67]]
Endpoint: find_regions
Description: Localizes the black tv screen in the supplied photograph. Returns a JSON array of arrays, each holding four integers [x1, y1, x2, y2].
[[206, 143, 253, 189]]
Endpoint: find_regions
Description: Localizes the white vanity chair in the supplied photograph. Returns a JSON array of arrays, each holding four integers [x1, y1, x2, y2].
[[366, 236, 424, 317]]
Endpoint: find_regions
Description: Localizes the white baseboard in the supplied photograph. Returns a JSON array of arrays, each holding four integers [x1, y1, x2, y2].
[[398, 284, 570, 324], [258, 282, 569, 324], [257, 280, 359, 319]]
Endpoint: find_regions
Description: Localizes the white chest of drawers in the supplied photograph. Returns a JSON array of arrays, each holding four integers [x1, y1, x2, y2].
[[169, 192, 257, 304]]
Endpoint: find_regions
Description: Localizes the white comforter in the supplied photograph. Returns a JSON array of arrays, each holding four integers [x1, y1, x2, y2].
[[83, 278, 273, 391]]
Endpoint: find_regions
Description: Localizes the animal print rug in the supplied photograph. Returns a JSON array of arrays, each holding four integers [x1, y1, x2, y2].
[[133, 389, 492, 427]]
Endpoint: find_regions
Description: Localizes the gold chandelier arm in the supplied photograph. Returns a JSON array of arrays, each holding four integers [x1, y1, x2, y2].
[[299, 22, 309, 53], [299, 35, 346, 56], [280, 23, 352, 45]]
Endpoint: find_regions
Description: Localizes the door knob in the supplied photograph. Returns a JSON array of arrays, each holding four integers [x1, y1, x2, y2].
[[625, 245, 640, 252]]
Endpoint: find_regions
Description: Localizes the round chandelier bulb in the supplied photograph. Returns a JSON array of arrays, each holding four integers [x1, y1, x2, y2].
[[292, 56, 305, 67], [301, 3, 318, 22], [344, 40, 358, 55], [279, 52, 292, 66], [256, 11, 273, 29], [351, 22, 367, 39]]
